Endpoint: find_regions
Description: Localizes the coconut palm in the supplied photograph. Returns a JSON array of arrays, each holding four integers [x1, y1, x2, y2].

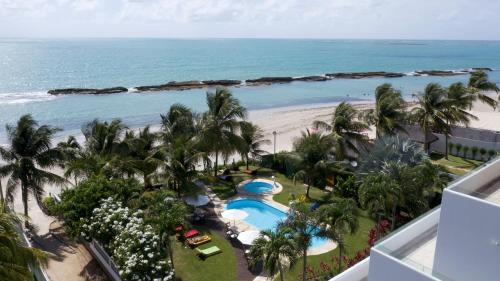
[[162, 139, 201, 197], [443, 83, 478, 158], [411, 83, 451, 154], [249, 224, 299, 281], [468, 71, 499, 108], [313, 102, 369, 160], [160, 103, 198, 144], [286, 202, 320, 281], [292, 130, 337, 197], [239, 121, 270, 170], [81, 119, 126, 157], [201, 88, 247, 176], [0, 202, 50, 281], [361, 84, 407, 138], [0, 115, 65, 225], [359, 173, 401, 231], [317, 198, 358, 273]]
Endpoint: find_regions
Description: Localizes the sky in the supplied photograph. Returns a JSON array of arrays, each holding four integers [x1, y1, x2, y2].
[[1, 0, 500, 40]]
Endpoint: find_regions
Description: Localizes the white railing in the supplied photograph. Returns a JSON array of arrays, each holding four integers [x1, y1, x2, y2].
[[84, 239, 121, 281], [328, 258, 370, 281]]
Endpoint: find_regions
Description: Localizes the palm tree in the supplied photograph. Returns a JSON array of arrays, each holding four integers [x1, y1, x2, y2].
[[411, 83, 450, 154], [442, 83, 478, 158], [313, 102, 369, 160], [81, 119, 126, 156], [317, 198, 358, 273], [57, 136, 84, 184], [468, 70, 499, 108], [0, 115, 65, 225], [239, 121, 270, 170], [162, 139, 201, 197], [361, 84, 407, 138], [286, 202, 320, 281], [161, 103, 198, 144], [201, 88, 247, 176], [292, 130, 336, 197], [359, 173, 401, 231], [249, 224, 299, 281], [0, 202, 50, 280]]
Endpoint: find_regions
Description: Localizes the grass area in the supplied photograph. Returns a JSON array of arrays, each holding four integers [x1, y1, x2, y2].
[[282, 211, 375, 281], [172, 226, 237, 281], [430, 152, 484, 175]]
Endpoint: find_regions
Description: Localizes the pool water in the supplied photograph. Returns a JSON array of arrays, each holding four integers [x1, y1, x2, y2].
[[225, 198, 329, 249], [243, 181, 274, 193]]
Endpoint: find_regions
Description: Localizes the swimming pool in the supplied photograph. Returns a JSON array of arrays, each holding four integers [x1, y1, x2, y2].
[[243, 180, 275, 193], [225, 198, 329, 249]]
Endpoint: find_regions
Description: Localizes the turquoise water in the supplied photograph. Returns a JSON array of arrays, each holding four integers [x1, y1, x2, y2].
[[243, 181, 274, 193], [225, 198, 328, 248], [0, 39, 499, 143]]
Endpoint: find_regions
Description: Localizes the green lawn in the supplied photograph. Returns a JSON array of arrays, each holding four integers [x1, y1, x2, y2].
[[172, 227, 237, 281], [430, 153, 484, 175]]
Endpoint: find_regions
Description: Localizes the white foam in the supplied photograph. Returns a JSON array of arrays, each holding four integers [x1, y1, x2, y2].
[[0, 91, 57, 105]]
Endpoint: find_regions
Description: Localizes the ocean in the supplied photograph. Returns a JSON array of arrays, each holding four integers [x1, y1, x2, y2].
[[1, 38, 499, 143]]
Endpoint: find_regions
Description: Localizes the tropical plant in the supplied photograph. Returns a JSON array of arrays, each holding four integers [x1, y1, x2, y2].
[[479, 148, 487, 160], [333, 176, 359, 201], [488, 149, 497, 160], [471, 146, 479, 160], [410, 83, 450, 154], [81, 119, 126, 156], [201, 88, 247, 176], [0, 115, 65, 225], [249, 223, 299, 281], [448, 143, 455, 156], [313, 102, 370, 159], [317, 198, 359, 273], [455, 143, 463, 156], [361, 83, 407, 138], [468, 71, 499, 108], [0, 201, 50, 281], [238, 121, 270, 170], [162, 138, 201, 197], [286, 202, 320, 281], [292, 130, 345, 197], [463, 146, 470, 158]]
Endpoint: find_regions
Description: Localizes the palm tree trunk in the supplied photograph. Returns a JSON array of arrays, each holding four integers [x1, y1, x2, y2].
[[302, 248, 308, 281], [306, 182, 311, 198], [0, 182, 4, 202], [246, 154, 249, 170], [391, 203, 397, 231], [22, 183, 29, 227], [338, 243, 344, 273], [278, 261, 285, 281], [376, 213, 382, 241], [168, 240, 175, 278], [214, 151, 219, 177]]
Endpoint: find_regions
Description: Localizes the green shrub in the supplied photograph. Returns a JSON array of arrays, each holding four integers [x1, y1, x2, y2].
[[57, 175, 142, 237], [455, 143, 463, 155], [480, 148, 487, 160], [471, 146, 479, 160], [448, 143, 455, 155], [488, 149, 497, 160], [42, 197, 57, 215], [333, 176, 359, 202], [463, 146, 470, 158]]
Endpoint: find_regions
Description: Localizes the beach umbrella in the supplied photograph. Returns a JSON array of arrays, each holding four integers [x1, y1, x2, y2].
[[221, 209, 248, 220], [237, 230, 262, 246], [184, 194, 210, 207]]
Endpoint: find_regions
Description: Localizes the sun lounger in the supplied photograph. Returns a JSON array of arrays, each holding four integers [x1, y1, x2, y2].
[[187, 235, 212, 247], [196, 246, 222, 258]]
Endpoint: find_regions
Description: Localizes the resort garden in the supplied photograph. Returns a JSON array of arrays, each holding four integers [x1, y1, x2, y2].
[[0, 70, 498, 281]]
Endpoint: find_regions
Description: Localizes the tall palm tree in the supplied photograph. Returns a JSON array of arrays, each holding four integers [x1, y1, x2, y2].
[[443, 83, 478, 158], [286, 202, 320, 281], [57, 136, 84, 184], [292, 130, 337, 197], [411, 83, 450, 154], [317, 198, 358, 273], [239, 121, 270, 170], [0, 202, 50, 281], [161, 103, 198, 144], [361, 84, 407, 138], [81, 119, 126, 156], [313, 102, 369, 160], [249, 224, 299, 281], [359, 173, 401, 231], [468, 70, 499, 108], [201, 88, 247, 176], [0, 115, 65, 225], [162, 139, 201, 197]]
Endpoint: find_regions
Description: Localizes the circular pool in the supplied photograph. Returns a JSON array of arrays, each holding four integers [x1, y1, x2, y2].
[[240, 179, 282, 194]]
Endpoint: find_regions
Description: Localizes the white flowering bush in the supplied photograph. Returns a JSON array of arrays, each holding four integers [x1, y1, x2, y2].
[[82, 197, 174, 281]]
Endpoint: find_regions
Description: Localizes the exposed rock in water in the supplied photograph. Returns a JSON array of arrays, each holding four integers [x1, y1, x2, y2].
[[326, 71, 405, 79], [201, 80, 242, 86], [135, 81, 204, 91], [471, 67, 493, 72], [245, 77, 294, 85], [293, 76, 329, 82], [48, 87, 128, 95], [414, 70, 466, 76]]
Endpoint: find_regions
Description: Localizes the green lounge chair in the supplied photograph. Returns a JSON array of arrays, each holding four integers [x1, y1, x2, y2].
[[196, 246, 222, 258]]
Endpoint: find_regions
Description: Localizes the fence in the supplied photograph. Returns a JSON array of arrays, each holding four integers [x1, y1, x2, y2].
[[83, 239, 121, 281]]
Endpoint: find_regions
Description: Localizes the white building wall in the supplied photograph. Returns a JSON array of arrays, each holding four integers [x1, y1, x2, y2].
[[433, 190, 500, 281], [367, 250, 438, 281]]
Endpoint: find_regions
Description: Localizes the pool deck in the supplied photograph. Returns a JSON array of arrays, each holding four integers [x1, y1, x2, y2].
[[209, 179, 338, 256]]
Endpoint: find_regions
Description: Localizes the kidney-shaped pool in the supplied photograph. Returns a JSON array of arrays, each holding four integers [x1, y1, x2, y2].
[[225, 198, 329, 249]]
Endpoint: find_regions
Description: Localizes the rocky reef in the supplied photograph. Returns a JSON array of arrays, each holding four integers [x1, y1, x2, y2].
[[326, 71, 405, 79], [245, 77, 294, 85], [48, 87, 128, 95]]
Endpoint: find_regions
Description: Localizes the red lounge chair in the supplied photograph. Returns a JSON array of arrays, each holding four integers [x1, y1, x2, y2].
[[184, 229, 200, 238], [175, 226, 183, 232]]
